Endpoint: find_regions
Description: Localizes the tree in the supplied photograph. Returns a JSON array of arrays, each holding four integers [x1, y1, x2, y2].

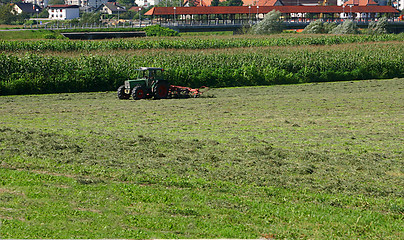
[[0, 4, 17, 24], [323, 22, 337, 33], [253, 10, 283, 34], [156, 0, 176, 7], [48, 0, 65, 5], [302, 19, 336, 34], [38, 9, 49, 18], [302, 19, 326, 34], [211, 0, 220, 6], [227, 0, 243, 6], [119, 0, 135, 9], [330, 20, 359, 34], [188, 0, 199, 6], [16, 12, 30, 24], [80, 12, 101, 24], [367, 16, 388, 34]]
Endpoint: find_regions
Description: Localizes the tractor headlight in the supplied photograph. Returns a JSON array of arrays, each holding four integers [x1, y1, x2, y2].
[[124, 81, 130, 89]]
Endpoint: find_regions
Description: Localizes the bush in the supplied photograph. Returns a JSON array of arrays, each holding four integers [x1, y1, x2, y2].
[[44, 34, 56, 39], [79, 13, 101, 24], [253, 10, 283, 34], [144, 25, 179, 36]]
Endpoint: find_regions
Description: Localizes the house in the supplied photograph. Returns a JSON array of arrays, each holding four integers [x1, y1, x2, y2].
[[96, 2, 127, 15], [392, 0, 404, 10], [48, 5, 80, 20], [13, 3, 41, 15], [65, 0, 109, 9], [135, 0, 160, 7], [22, 0, 49, 8]]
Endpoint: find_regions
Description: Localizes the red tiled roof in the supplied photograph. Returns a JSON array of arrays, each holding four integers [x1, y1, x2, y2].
[[144, 6, 399, 15], [48, 5, 80, 8], [243, 0, 260, 5], [184, 0, 282, 6], [343, 0, 378, 6], [244, 0, 282, 6], [183, 0, 223, 6], [129, 6, 142, 12]]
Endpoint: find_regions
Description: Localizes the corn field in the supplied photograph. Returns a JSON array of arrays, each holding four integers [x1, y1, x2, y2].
[[0, 34, 403, 52], [1, 37, 403, 95]]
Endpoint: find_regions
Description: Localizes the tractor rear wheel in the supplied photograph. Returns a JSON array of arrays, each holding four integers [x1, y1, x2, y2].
[[132, 86, 146, 100], [117, 85, 130, 99], [153, 82, 169, 99]]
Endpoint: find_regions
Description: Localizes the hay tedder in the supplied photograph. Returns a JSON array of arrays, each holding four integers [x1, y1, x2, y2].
[[117, 67, 208, 100]]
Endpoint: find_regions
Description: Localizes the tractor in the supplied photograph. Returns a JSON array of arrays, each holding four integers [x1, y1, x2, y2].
[[117, 67, 170, 100], [117, 67, 208, 100]]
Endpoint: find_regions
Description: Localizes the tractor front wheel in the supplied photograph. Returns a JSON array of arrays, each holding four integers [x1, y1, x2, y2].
[[153, 82, 169, 99], [117, 85, 130, 99], [132, 86, 146, 100]]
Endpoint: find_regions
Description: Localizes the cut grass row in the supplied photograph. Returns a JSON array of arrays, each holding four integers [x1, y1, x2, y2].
[[0, 79, 403, 238], [1, 41, 403, 95]]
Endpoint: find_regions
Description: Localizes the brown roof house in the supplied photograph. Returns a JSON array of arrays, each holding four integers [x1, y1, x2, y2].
[[96, 2, 127, 15], [12, 2, 42, 15]]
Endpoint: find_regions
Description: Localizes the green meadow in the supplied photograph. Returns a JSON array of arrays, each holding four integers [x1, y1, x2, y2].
[[0, 78, 403, 238]]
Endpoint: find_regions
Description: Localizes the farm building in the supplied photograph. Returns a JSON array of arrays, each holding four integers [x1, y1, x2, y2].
[[144, 5, 400, 22], [183, 0, 325, 6]]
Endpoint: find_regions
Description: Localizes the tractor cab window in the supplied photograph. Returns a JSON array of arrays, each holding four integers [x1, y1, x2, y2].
[[138, 70, 148, 79], [149, 69, 163, 80]]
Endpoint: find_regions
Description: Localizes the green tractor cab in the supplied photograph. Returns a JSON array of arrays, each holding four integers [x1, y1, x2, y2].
[[117, 67, 170, 100]]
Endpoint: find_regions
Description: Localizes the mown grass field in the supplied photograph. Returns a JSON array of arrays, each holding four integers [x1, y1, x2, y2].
[[1, 78, 403, 238]]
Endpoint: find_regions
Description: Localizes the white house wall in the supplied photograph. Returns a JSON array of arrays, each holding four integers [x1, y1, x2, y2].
[[396, 0, 403, 10], [65, 0, 82, 6], [48, 8, 79, 20], [13, 6, 23, 14]]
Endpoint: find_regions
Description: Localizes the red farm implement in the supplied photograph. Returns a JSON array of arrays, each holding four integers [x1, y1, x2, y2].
[[168, 85, 209, 99]]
